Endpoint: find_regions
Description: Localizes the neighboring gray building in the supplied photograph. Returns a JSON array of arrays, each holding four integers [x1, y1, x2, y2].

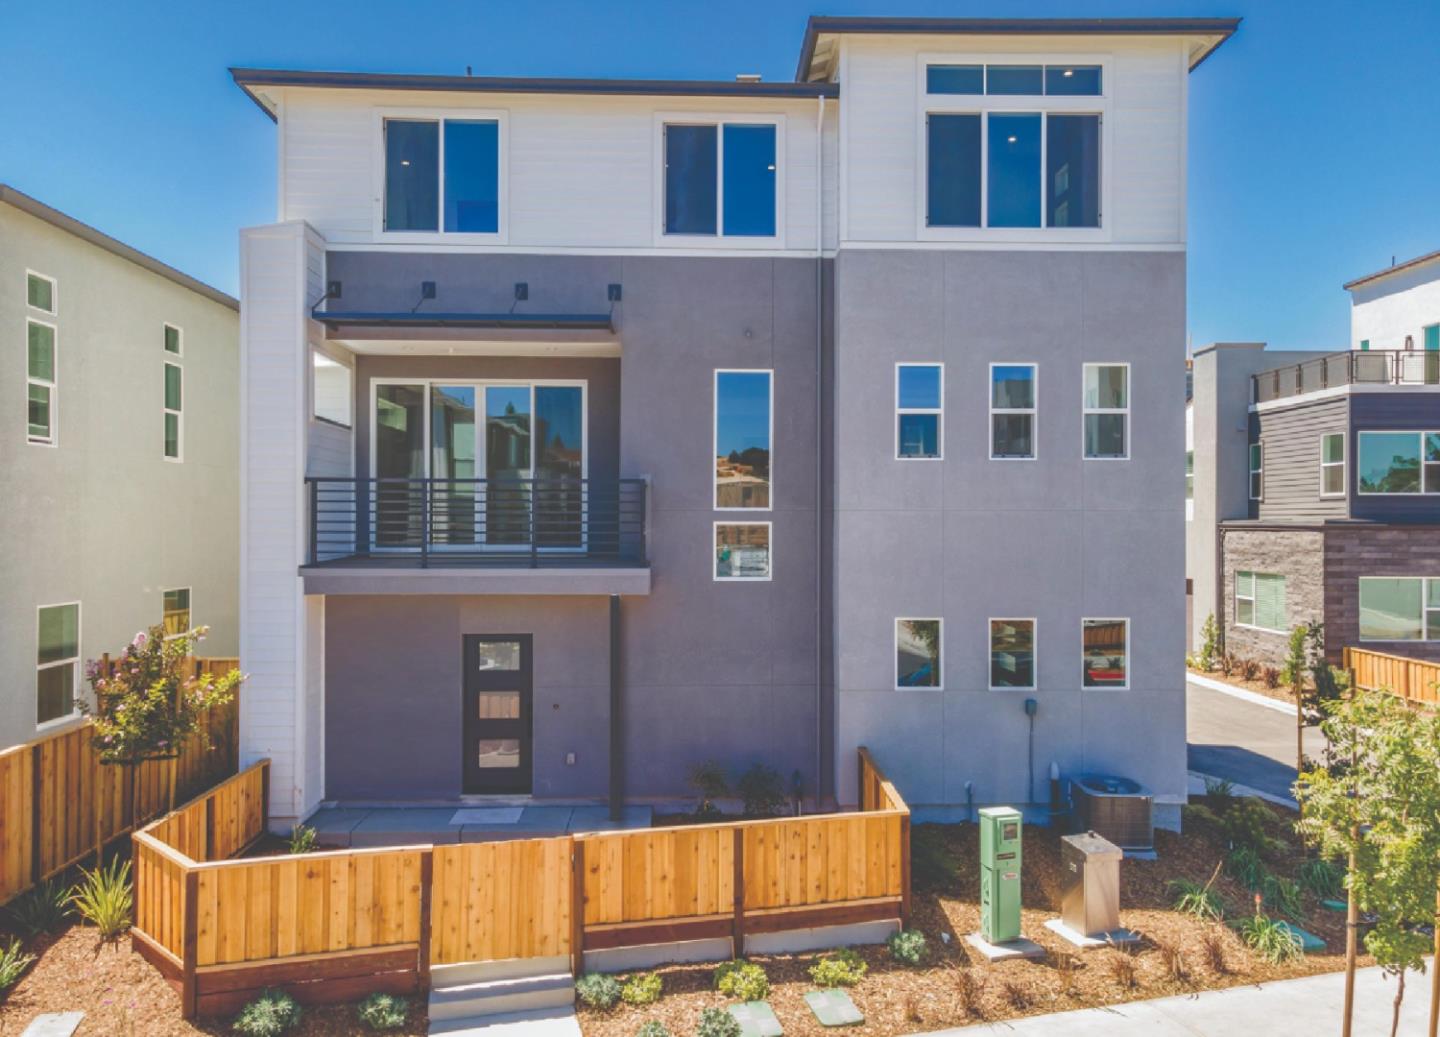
[[0, 185, 239, 750], [1187, 252, 1440, 670], [232, 16, 1238, 831]]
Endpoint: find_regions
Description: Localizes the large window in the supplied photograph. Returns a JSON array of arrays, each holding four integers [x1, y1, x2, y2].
[[1249, 442, 1264, 500], [163, 588, 191, 638], [37, 603, 79, 726], [164, 360, 183, 461], [990, 618, 1036, 690], [715, 523, 771, 581], [1320, 433, 1346, 497], [664, 121, 777, 238], [990, 363, 1036, 459], [896, 363, 943, 459], [1359, 578, 1440, 642], [714, 370, 772, 509], [383, 116, 501, 234], [1083, 363, 1128, 459], [896, 618, 941, 689], [1357, 431, 1440, 494], [1082, 618, 1128, 689], [1236, 571, 1286, 632]]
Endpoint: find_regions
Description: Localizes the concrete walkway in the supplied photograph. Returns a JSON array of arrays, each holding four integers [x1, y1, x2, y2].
[[1186, 676, 1326, 803], [307, 804, 652, 847], [945, 966, 1422, 1034]]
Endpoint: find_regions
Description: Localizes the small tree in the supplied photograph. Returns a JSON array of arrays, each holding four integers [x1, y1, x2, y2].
[[1198, 613, 1220, 671], [1283, 624, 1309, 804]]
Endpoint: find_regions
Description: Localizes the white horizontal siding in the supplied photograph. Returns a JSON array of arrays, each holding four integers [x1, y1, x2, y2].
[[306, 419, 351, 477], [1351, 265, 1440, 350]]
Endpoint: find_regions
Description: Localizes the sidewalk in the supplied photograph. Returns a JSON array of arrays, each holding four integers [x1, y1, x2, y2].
[[937, 966, 1422, 1034]]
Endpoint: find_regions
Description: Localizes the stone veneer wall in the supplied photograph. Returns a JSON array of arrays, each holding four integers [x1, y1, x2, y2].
[[1325, 526, 1440, 665], [1220, 528, 1325, 667]]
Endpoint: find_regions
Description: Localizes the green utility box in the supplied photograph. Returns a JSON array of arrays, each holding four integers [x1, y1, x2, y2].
[[979, 806, 1023, 944]]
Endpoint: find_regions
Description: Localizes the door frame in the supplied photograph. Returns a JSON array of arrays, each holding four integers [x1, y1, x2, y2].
[[461, 633, 534, 795]]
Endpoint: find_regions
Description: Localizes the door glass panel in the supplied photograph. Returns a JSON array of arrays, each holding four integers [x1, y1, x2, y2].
[[477, 691, 521, 719], [535, 386, 584, 547], [431, 386, 477, 545], [375, 384, 426, 545], [486, 387, 531, 545], [477, 739, 521, 768], [476, 641, 522, 670]]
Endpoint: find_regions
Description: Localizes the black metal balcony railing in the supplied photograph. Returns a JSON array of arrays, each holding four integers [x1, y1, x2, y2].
[[305, 477, 648, 568], [1252, 349, 1440, 404]]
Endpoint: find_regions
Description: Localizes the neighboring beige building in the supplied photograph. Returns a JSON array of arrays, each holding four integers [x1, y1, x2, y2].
[[0, 185, 239, 750]]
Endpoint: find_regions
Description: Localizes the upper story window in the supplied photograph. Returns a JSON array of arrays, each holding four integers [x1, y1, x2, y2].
[[1249, 442, 1264, 500], [663, 120, 778, 240], [1320, 433, 1346, 498], [382, 114, 502, 235], [896, 363, 943, 459], [27, 272, 55, 314], [896, 618, 942, 689], [1359, 578, 1440, 642], [1357, 431, 1440, 495], [26, 273, 57, 445], [990, 363, 1036, 459], [923, 58, 1104, 234], [1083, 363, 1128, 459], [714, 370, 772, 509]]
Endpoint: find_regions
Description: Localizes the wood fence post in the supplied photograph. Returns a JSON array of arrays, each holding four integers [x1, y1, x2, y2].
[[29, 743, 42, 886], [204, 796, 215, 863], [571, 837, 586, 977], [418, 848, 434, 991], [261, 761, 271, 834], [900, 814, 912, 927], [181, 868, 199, 1018], [732, 828, 745, 958]]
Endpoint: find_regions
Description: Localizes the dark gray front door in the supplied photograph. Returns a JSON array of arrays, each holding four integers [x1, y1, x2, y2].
[[462, 635, 532, 794]]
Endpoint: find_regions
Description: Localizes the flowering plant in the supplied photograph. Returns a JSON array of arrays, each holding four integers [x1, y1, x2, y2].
[[82, 625, 243, 765]]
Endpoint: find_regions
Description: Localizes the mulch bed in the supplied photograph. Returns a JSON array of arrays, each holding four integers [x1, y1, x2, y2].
[[1188, 666, 1301, 708], [578, 798, 1367, 1037]]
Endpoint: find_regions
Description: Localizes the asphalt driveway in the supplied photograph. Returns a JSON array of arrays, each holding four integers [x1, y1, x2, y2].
[[1186, 677, 1327, 802]]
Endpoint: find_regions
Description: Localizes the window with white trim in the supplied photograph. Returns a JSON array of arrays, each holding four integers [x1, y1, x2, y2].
[[164, 359, 183, 460], [37, 602, 79, 725], [313, 350, 353, 427], [1082, 618, 1127, 689], [27, 272, 55, 314], [1249, 442, 1263, 501], [714, 370, 772, 509], [1359, 577, 1440, 642], [896, 618, 941, 689], [1236, 571, 1285, 632], [714, 523, 771, 580], [27, 318, 56, 444], [1185, 450, 1194, 500], [163, 588, 191, 638], [663, 120, 778, 239], [164, 323, 182, 356], [1320, 433, 1345, 497], [1082, 363, 1127, 459], [382, 115, 502, 235], [990, 363, 1036, 459], [990, 618, 1036, 690], [896, 363, 943, 459], [1356, 431, 1439, 494]]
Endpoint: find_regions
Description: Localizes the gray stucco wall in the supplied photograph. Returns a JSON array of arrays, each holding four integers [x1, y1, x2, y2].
[[832, 249, 1188, 820], [0, 202, 239, 750]]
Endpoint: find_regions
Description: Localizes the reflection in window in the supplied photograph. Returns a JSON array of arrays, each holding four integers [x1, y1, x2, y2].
[[715, 523, 771, 580], [476, 641, 522, 670], [384, 117, 500, 234], [986, 66, 1043, 95], [27, 272, 54, 313], [1320, 433, 1345, 496], [1082, 619, 1127, 688], [722, 125, 777, 237], [444, 120, 500, 232], [1047, 115, 1100, 228], [487, 386, 532, 545], [1359, 578, 1427, 641], [384, 119, 439, 231], [162, 589, 191, 638], [164, 361, 183, 460], [990, 619, 1035, 689], [926, 65, 983, 95], [37, 603, 79, 724], [477, 691, 521, 718], [715, 371, 772, 508], [1236, 571, 1286, 632], [1186, 450, 1195, 500], [312, 352, 353, 427], [477, 739, 521, 768], [1357, 431, 1439, 494], [27, 320, 55, 443], [896, 619, 941, 688], [1083, 364, 1128, 459], [991, 364, 1035, 458], [375, 384, 426, 546], [665, 123, 777, 237], [897, 364, 943, 459]]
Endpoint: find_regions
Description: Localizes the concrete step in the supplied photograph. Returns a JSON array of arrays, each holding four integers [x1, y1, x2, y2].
[[429, 1006, 581, 1037], [433, 956, 571, 988], [428, 973, 574, 1023]]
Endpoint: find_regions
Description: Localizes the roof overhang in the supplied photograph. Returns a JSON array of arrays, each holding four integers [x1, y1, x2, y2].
[[231, 67, 838, 121], [1343, 248, 1440, 292], [794, 16, 1242, 83], [313, 310, 613, 332]]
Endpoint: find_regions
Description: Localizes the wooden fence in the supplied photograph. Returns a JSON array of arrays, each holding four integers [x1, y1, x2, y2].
[[0, 658, 240, 906], [132, 747, 910, 1019], [1345, 646, 1440, 707]]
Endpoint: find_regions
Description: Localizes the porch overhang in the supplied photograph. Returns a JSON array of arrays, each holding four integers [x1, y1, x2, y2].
[[315, 310, 613, 332], [300, 565, 651, 596]]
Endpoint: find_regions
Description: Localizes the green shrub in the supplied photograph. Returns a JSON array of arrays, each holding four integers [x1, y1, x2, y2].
[[1238, 912, 1303, 964], [1202, 776, 1235, 803], [68, 857, 132, 940], [621, 972, 662, 1006], [1224, 846, 1268, 891], [911, 826, 959, 893], [1261, 874, 1304, 919], [288, 824, 318, 855], [689, 760, 729, 818], [808, 948, 867, 988], [1297, 858, 1343, 901], [356, 992, 408, 1031], [638, 1022, 672, 1037], [1169, 878, 1225, 921], [5, 877, 72, 938], [1221, 798, 1274, 855], [887, 928, 927, 966], [233, 988, 303, 1036], [576, 972, 623, 1010], [1281, 626, 1309, 692], [697, 1007, 742, 1037], [1198, 614, 1219, 670], [1262, 666, 1281, 690], [0, 938, 36, 993], [736, 764, 787, 817], [714, 960, 769, 1001]]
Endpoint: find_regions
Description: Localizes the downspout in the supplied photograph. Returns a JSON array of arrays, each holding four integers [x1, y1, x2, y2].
[[814, 93, 826, 810]]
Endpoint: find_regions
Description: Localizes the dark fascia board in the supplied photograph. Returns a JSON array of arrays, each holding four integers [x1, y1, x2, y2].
[[0, 184, 238, 311], [231, 68, 838, 121], [794, 16, 1242, 82], [1344, 248, 1440, 291], [314, 310, 614, 332]]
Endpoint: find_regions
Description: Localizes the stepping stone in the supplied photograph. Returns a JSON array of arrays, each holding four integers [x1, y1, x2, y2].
[[1274, 921, 1326, 952], [804, 989, 863, 1027], [964, 931, 1046, 962], [21, 1013, 84, 1037], [729, 1000, 782, 1037]]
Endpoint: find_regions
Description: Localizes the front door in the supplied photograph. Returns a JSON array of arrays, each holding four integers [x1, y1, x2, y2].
[[462, 635, 533, 794]]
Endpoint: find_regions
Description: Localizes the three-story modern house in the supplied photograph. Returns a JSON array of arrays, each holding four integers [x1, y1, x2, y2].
[[234, 16, 1237, 832], [0, 185, 240, 750]]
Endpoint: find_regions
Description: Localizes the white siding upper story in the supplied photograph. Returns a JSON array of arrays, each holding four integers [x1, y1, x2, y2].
[[838, 33, 1190, 248], [1348, 255, 1440, 351]]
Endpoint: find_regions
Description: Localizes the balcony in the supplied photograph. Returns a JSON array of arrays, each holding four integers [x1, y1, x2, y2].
[[301, 477, 650, 595], [1253, 349, 1440, 404]]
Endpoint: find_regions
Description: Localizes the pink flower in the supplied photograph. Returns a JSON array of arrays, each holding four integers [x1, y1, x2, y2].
[[132, 631, 147, 648]]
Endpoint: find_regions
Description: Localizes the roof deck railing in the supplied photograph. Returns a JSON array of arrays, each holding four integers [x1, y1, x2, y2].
[[1252, 349, 1440, 404]]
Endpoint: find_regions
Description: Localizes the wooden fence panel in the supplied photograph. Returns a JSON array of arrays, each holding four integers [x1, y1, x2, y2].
[[431, 838, 572, 964], [0, 745, 33, 902], [581, 826, 733, 927], [134, 836, 189, 962], [1346, 647, 1440, 707], [741, 813, 901, 911]]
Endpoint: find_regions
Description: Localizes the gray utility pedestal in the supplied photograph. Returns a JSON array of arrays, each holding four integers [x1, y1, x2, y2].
[[1061, 830, 1122, 937]]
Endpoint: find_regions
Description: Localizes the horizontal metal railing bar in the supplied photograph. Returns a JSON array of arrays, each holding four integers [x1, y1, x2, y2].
[[1252, 349, 1440, 403]]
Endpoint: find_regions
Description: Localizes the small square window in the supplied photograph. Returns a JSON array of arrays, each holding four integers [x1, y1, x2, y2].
[[715, 523, 771, 580], [27, 273, 55, 313], [896, 619, 941, 688], [163, 324, 182, 355]]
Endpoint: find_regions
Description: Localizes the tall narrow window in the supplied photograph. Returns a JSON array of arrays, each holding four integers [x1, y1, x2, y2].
[[715, 370, 772, 508], [1320, 433, 1345, 497], [164, 360, 183, 460], [1083, 363, 1128, 459], [384, 119, 439, 231], [37, 603, 79, 725], [990, 619, 1036, 690], [926, 114, 981, 227], [1047, 114, 1100, 227], [988, 113, 1041, 228], [1082, 618, 1128, 689], [27, 272, 55, 313], [722, 125, 777, 237], [1249, 442, 1264, 500], [383, 117, 500, 234], [312, 351, 353, 427], [1236, 571, 1286, 632], [27, 319, 56, 444], [896, 619, 941, 689], [1185, 450, 1195, 500], [163, 323, 182, 355], [896, 363, 943, 459], [990, 364, 1036, 459], [163, 588, 191, 638], [664, 122, 777, 238], [715, 523, 771, 580]]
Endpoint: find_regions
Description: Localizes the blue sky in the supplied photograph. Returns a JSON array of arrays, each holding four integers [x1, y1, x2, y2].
[[2, 0, 1436, 351]]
